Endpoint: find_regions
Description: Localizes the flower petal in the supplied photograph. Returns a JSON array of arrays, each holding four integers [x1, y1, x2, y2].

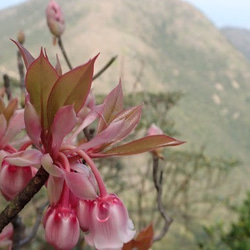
[[64, 171, 97, 200], [1, 110, 25, 147], [77, 120, 124, 152], [51, 105, 77, 156], [24, 101, 42, 148], [41, 154, 64, 177], [5, 149, 42, 167], [0, 114, 7, 143], [47, 176, 64, 205]]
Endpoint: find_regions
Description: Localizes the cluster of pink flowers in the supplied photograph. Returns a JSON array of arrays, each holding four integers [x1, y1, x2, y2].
[[0, 40, 183, 250]]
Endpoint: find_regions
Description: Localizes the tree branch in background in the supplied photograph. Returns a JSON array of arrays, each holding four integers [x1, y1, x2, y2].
[[11, 215, 25, 250], [17, 51, 25, 92], [3, 74, 12, 100], [19, 201, 49, 247], [58, 36, 117, 81], [0, 167, 49, 233], [93, 55, 117, 81], [152, 154, 173, 242]]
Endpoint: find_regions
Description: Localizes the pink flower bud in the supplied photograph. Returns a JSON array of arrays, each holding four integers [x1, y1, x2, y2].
[[147, 124, 164, 159], [46, 1, 65, 38], [147, 123, 163, 136], [84, 194, 135, 250], [0, 163, 35, 200], [43, 206, 80, 250]]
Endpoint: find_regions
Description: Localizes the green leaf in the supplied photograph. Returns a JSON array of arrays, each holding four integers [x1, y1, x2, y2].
[[103, 135, 185, 156], [25, 50, 58, 129], [47, 55, 97, 127]]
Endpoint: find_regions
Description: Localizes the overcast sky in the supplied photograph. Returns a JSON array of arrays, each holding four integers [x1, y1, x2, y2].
[[185, 0, 250, 29], [1, 0, 250, 29]]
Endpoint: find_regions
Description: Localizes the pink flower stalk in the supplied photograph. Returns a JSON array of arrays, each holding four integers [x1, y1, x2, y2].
[[43, 205, 80, 250], [46, 0, 65, 38], [83, 194, 135, 250], [0, 223, 13, 250]]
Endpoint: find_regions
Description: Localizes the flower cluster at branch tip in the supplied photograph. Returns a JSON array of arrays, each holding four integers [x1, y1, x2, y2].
[[0, 40, 184, 250]]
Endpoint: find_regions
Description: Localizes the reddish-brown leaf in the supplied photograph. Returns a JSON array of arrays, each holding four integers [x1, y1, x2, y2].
[[103, 135, 185, 156], [123, 224, 154, 250], [47, 55, 97, 127]]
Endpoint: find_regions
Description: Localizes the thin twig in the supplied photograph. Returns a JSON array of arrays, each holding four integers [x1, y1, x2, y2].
[[92, 56, 117, 81], [3, 74, 11, 100], [152, 154, 173, 242], [58, 36, 73, 70], [0, 167, 49, 233], [11, 215, 25, 250], [17, 51, 25, 91], [58, 37, 117, 82], [19, 201, 49, 247]]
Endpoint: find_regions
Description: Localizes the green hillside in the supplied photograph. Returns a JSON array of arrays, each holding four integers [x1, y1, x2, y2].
[[221, 27, 250, 61], [1, 0, 250, 176]]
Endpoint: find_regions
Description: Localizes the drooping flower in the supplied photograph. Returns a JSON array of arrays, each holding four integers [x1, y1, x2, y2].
[[0, 162, 36, 201], [46, 0, 65, 38], [43, 205, 80, 250], [84, 194, 136, 250]]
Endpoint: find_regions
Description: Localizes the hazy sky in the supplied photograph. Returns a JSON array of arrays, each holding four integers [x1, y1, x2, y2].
[[0, 0, 250, 29], [185, 0, 250, 29]]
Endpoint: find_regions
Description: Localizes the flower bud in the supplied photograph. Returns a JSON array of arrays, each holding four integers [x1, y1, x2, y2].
[[17, 30, 25, 44], [43, 206, 80, 250], [84, 194, 135, 250], [147, 124, 164, 159], [46, 1, 65, 38]]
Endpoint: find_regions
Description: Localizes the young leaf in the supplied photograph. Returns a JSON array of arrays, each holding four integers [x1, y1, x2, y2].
[[25, 49, 58, 129], [97, 81, 123, 133], [101, 135, 185, 156], [12, 40, 35, 69], [47, 55, 97, 127]]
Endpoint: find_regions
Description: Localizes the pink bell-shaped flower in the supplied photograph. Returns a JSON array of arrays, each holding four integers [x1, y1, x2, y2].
[[84, 194, 136, 250], [0, 163, 35, 200], [46, 0, 65, 38], [43, 205, 80, 250], [76, 199, 91, 232]]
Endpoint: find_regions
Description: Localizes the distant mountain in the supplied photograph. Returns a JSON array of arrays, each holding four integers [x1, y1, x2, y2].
[[1, 0, 250, 174], [221, 27, 250, 61]]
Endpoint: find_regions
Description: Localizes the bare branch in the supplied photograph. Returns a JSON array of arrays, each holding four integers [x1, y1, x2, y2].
[[152, 154, 173, 242]]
